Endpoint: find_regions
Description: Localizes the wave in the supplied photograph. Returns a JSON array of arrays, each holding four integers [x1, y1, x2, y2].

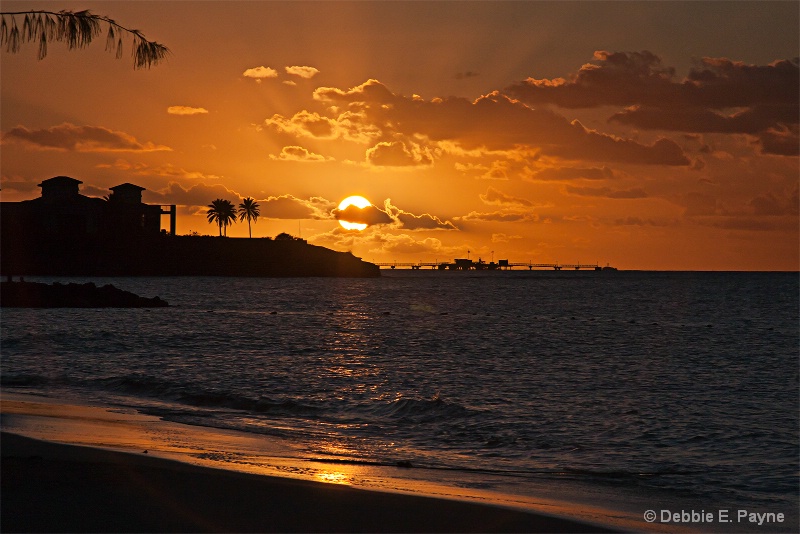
[[364, 393, 478, 423]]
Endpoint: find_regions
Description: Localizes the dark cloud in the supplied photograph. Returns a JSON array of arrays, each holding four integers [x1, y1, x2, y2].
[[2, 123, 171, 152], [332, 204, 394, 226], [456, 210, 538, 222], [758, 126, 799, 156], [0, 178, 39, 193], [260, 194, 335, 220], [609, 104, 799, 134], [506, 52, 798, 156], [383, 200, 458, 230], [315, 80, 690, 165], [455, 71, 479, 80], [565, 186, 648, 199], [143, 182, 242, 213], [614, 216, 674, 227], [506, 51, 799, 110], [480, 186, 533, 206], [528, 165, 614, 181]]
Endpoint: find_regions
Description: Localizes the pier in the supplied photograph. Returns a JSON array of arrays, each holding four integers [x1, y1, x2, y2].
[[375, 259, 612, 271]]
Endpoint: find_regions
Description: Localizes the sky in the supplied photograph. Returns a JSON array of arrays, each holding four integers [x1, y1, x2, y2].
[[1, 1, 798, 270]]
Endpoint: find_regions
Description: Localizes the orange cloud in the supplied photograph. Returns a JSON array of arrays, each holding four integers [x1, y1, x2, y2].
[[285, 65, 320, 79], [382, 199, 458, 230], [366, 140, 433, 167], [167, 106, 209, 115], [270, 146, 331, 162], [265, 110, 381, 143], [480, 186, 533, 207], [2, 123, 171, 152], [456, 210, 538, 222], [243, 66, 278, 81], [565, 186, 648, 199], [314, 79, 689, 165]]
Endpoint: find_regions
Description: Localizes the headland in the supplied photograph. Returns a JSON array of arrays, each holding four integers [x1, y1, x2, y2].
[[0, 176, 379, 278]]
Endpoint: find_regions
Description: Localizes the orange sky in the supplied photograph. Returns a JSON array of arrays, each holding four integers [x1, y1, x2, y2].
[[1, 1, 798, 270]]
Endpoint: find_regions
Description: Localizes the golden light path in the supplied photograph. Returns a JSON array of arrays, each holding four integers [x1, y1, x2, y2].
[[337, 195, 370, 231]]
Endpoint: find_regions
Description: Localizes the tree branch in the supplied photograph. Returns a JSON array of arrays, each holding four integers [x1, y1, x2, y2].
[[1, 9, 169, 68]]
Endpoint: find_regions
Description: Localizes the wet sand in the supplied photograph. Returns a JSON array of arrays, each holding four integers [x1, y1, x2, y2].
[[1, 431, 615, 533]]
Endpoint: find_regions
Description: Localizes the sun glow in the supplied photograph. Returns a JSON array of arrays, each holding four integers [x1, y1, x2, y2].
[[337, 195, 371, 231]]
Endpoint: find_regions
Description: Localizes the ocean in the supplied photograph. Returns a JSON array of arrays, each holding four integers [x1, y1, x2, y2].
[[2, 271, 798, 531]]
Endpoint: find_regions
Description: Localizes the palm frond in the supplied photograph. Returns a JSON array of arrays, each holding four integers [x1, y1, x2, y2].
[[1, 9, 169, 69]]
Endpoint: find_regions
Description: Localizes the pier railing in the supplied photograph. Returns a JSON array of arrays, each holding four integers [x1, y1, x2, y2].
[[375, 261, 604, 271]]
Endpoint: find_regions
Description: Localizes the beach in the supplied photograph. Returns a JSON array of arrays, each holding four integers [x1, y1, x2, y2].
[[2, 273, 796, 533], [1, 397, 619, 533]]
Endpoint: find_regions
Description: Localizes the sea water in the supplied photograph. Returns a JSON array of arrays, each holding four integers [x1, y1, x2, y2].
[[2, 271, 797, 530]]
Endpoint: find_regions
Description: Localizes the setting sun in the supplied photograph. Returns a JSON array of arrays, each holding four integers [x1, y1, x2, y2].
[[337, 195, 371, 231]]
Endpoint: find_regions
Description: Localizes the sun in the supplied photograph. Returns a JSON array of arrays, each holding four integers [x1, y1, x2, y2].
[[337, 195, 371, 231]]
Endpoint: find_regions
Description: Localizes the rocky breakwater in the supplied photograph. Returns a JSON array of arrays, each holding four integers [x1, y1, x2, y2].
[[1, 281, 169, 308]]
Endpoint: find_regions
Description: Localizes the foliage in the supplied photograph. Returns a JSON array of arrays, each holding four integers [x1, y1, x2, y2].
[[0, 9, 169, 68], [275, 232, 300, 241], [206, 199, 237, 237], [237, 197, 260, 238]]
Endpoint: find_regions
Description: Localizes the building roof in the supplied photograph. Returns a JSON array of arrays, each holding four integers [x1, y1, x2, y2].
[[38, 176, 83, 187], [109, 183, 146, 192]]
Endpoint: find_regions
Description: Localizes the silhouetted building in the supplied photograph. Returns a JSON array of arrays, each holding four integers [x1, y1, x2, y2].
[[0, 176, 176, 240]]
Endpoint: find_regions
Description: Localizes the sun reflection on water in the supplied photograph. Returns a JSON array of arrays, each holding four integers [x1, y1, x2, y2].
[[315, 470, 351, 485]]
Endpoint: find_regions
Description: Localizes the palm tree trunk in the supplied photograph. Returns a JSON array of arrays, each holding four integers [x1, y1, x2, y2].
[[248, 219, 252, 238]]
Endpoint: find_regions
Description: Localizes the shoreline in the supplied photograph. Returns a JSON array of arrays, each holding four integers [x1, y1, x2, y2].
[[1, 431, 618, 533], [0, 393, 653, 533]]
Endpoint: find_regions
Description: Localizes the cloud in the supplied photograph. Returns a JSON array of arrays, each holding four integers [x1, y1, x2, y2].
[[749, 189, 799, 216], [314, 79, 689, 165], [506, 52, 798, 157], [456, 210, 539, 222], [367, 233, 449, 256], [455, 71, 479, 79], [455, 160, 512, 180], [506, 51, 799, 110], [167, 106, 209, 116], [491, 233, 523, 243], [383, 199, 458, 230], [2, 123, 171, 152], [332, 203, 394, 226], [366, 140, 433, 167], [565, 186, 648, 199], [259, 194, 335, 220], [479, 186, 533, 207], [613, 216, 675, 227], [328, 199, 457, 230], [95, 159, 223, 181], [526, 165, 614, 181], [310, 228, 455, 257], [0, 177, 39, 193], [285, 65, 320, 79], [269, 145, 331, 162], [143, 182, 243, 213], [243, 66, 278, 81], [609, 104, 798, 134], [758, 126, 799, 156], [265, 110, 381, 144]]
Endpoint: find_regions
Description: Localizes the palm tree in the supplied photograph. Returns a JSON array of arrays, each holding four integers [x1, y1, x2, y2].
[[238, 197, 260, 238], [207, 199, 236, 237], [0, 9, 169, 68]]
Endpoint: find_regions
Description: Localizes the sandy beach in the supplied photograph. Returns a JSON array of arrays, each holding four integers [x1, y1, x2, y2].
[[1, 432, 618, 533]]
